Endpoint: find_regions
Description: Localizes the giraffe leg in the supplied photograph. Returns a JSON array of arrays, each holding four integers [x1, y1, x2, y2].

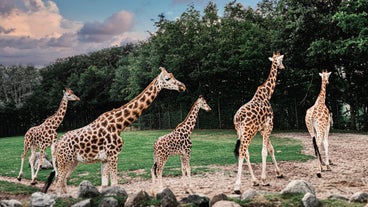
[[109, 157, 119, 187], [323, 133, 331, 171], [29, 148, 37, 184], [51, 142, 58, 178], [101, 161, 109, 188], [313, 134, 324, 178], [17, 143, 30, 181], [261, 128, 283, 181], [181, 153, 193, 194], [32, 148, 46, 185]]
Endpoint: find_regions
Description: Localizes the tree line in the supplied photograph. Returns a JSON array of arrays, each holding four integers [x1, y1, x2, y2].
[[0, 0, 367, 137]]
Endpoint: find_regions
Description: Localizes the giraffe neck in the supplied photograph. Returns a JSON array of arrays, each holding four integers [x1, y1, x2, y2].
[[44, 95, 69, 130], [175, 102, 201, 134], [255, 61, 278, 100], [316, 79, 327, 105], [94, 77, 161, 132]]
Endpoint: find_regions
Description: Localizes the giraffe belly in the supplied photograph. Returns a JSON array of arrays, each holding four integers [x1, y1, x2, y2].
[[76, 150, 107, 163]]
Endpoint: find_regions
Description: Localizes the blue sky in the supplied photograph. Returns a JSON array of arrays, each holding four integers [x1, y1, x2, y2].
[[0, 0, 259, 67]]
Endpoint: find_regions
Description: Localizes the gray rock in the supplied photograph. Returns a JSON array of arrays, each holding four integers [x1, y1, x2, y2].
[[241, 189, 258, 200], [350, 192, 368, 203], [78, 180, 101, 198], [210, 193, 228, 206], [0, 199, 22, 207], [125, 190, 151, 207], [101, 186, 128, 197], [156, 188, 178, 207], [281, 180, 315, 195], [30, 192, 56, 207], [302, 192, 319, 207], [71, 199, 91, 207], [180, 194, 210, 207], [212, 200, 241, 207], [29, 152, 53, 169], [98, 197, 118, 207]]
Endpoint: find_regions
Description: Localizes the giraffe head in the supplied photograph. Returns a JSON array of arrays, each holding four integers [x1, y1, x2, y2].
[[268, 52, 285, 70], [63, 88, 80, 101], [157, 67, 186, 92], [319, 70, 331, 84], [197, 95, 212, 112]]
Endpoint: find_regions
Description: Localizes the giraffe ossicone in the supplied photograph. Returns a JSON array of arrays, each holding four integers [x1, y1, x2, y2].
[[305, 69, 332, 178], [233, 52, 285, 194], [51, 67, 186, 195], [151, 95, 211, 194], [17, 88, 80, 185]]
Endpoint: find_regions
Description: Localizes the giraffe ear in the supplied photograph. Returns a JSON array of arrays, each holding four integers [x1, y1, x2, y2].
[[268, 57, 273, 61], [159, 67, 167, 74], [319, 73, 322, 77]]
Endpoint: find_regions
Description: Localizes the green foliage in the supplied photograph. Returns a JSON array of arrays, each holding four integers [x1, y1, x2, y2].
[[0, 180, 38, 195]]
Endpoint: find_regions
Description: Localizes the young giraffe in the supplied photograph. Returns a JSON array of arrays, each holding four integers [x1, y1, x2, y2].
[[305, 70, 332, 178], [52, 67, 186, 195], [233, 52, 285, 194], [151, 96, 211, 193], [17, 88, 80, 185]]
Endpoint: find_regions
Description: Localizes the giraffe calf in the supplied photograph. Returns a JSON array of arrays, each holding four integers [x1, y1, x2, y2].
[[151, 96, 211, 194]]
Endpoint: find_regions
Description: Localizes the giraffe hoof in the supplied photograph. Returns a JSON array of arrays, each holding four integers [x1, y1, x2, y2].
[[316, 173, 322, 178], [277, 174, 284, 179], [16, 177, 22, 182], [234, 190, 241, 195], [31, 180, 38, 185]]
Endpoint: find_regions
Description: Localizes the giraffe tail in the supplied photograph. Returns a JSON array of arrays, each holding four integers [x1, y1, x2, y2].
[[312, 137, 323, 164], [152, 163, 158, 177], [234, 139, 241, 160], [42, 170, 55, 193]]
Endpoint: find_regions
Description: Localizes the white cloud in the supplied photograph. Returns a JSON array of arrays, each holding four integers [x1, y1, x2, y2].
[[0, 0, 147, 66]]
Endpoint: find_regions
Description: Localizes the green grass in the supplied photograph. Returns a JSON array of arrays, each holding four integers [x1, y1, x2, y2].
[[0, 129, 312, 187]]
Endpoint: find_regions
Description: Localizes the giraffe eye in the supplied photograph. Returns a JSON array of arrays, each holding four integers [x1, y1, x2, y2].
[[165, 77, 171, 81]]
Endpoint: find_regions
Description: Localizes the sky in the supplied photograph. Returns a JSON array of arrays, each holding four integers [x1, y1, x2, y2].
[[0, 0, 259, 67]]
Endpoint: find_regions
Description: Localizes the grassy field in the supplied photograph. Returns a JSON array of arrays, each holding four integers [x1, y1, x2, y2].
[[0, 129, 312, 187]]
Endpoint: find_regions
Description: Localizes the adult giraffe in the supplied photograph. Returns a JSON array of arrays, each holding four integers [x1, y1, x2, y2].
[[52, 67, 186, 195], [17, 88, 80, 185], [233, 52, 285, 194], [305, 70, 332, 178]]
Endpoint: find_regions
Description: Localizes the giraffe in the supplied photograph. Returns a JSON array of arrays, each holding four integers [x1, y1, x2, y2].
[[233, 52, 285, 194], [17, 88, 80, 185], [305, 70, 332, 178], [52, 67, 186, 195], [151, 96, 211, 194]]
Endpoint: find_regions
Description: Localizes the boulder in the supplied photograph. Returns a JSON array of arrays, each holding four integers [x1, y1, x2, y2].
[[29, 152, 52, 169], [30, 192, 56, 207], [302, 192, 319, 207], [78, 180, 101, 198], [210, 193, 228, 206], [125, 190, 151, 207], [0, 199, 22, 207], [98, 197, 118, 207], [281, 180, 315, 195], [241, 189, 258, 200], [350, 192, 368, 203], [156, 188, 178, 207], [180, 194, 210, 207], [71, 199, 91, 207], [100, 186, 128, 198], [212, 200, 241, 207]]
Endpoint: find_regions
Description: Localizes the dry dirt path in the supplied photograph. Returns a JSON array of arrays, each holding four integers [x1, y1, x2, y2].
[[1, 132, 367, 201]]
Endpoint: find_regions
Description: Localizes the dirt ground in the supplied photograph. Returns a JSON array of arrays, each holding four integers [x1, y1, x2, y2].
[[1, 132, 368, 201]]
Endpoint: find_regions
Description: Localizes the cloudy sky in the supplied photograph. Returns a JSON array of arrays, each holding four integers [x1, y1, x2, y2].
[[0, 0, 258, 67]]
